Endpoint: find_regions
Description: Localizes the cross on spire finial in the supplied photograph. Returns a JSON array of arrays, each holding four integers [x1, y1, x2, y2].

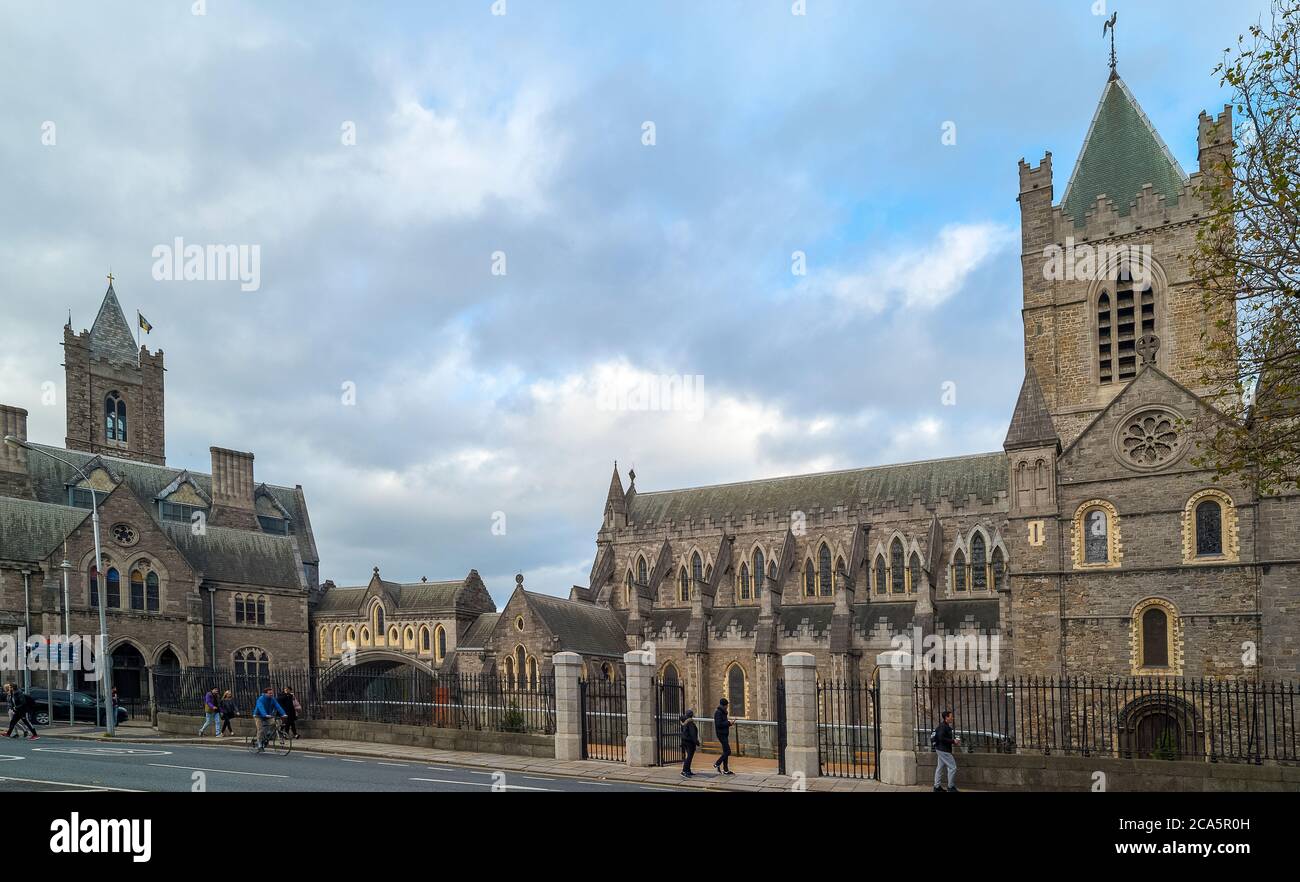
[[1103, 12, 1118, 77], [106, 269, 114, 286]]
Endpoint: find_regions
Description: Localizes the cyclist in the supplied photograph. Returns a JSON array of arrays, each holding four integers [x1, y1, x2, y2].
[[251, 687, 286, 752]]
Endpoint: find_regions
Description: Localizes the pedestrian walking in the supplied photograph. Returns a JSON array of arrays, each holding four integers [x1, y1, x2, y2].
[[712, 697, 734, 775], [932, 709, 961, 792], [3, 683, 38, 740], [279, 687, 300, 738], [219, 690, 238, 737], [198, 687, 220, 736], [679, 709, 699, 779]]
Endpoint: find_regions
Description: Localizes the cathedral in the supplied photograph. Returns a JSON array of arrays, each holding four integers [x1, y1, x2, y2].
[[0, 283, 320, 709], [565, 68, 1299, 720]]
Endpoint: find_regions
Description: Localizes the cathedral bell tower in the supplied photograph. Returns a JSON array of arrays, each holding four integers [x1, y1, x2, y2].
[[63, 277, 166, 465]]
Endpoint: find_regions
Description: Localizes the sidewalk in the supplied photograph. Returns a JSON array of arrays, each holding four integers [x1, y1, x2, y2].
[[47, 724, 933, 793]]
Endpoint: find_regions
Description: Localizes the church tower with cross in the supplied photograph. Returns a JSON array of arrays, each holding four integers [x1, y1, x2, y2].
[[63, 276, 167, 465], [1015, 47, 1235, 447]]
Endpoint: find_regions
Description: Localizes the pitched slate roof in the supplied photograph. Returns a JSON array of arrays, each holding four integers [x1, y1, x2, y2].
[[458, 613, 501, 651], [89, 283, 141, 366], [627, 453, 1006, 525], [1061, 74, 1189, 226], [1003, 368, 1059, 450], [524, 591, 628, 657], [0, 497, 91, 563], [314, 587, 367, 613], [163, 521, 304, 590], [22, 443, 317, 564], [0, 493, 304, 590]]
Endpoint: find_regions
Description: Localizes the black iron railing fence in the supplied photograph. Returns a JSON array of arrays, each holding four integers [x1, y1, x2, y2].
[[815, 679, 880, 779], [153, 666, 555, 735], [580, 677, 626, 762], [914, 673, 1300, 764]]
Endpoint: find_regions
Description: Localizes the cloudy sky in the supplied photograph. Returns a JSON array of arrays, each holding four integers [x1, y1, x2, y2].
[[0, 0, 1268, 604]]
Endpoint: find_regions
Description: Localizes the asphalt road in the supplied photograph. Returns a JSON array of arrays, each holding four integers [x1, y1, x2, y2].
[[0, 733, 681, 793]]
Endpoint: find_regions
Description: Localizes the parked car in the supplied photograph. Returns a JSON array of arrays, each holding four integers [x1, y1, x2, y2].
[[915, 726, 1014, 753], [24, 687, 130, 726]]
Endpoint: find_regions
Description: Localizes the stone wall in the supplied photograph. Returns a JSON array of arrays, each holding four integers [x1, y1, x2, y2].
[[156, 712, 555, 758], [912, 749, 1300, 792]]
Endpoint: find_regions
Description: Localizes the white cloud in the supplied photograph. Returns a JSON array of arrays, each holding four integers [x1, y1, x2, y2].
[[817, 222, 1017, 315]]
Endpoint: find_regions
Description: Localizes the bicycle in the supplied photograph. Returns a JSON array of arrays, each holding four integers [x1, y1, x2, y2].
[[246, 716, 293, 756]]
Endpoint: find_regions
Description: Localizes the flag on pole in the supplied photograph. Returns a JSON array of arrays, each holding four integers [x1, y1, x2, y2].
[[138, 312, 153, 334]]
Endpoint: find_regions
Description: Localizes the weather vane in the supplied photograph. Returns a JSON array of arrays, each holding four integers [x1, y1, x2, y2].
[[1103, 12, 1118, 76]]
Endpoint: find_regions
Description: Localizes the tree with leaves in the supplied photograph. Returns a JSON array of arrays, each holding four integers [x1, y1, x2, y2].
[[1194, 0, 1300, 494]]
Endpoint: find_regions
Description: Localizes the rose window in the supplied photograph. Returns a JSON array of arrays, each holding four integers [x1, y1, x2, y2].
[[1121, 414, 1179, 466]]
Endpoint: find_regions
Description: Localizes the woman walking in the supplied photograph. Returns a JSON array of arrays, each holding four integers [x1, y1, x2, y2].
[[219, 690, 238, 737]]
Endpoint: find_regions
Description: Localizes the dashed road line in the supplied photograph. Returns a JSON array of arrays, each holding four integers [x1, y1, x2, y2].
[[148, 763, 289, 779], [0, 775, 142, 792], [410, 777, 552, 791]]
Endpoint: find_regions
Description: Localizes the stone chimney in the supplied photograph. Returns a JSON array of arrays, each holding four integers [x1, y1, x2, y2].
[[0, 405, 34, 499], [208, 446, 259, 529]]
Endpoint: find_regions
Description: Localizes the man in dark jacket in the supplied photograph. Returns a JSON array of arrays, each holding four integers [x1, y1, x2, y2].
[[712, 698, 734, 775], [933, 709, 960, 792], [679, 710, 699, 779], [4, 682, 38, 739]]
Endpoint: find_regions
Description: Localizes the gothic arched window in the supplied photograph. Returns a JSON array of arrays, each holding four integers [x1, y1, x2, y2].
[[971, 534, 988, 591], [146, 571, 159, 612], [625, 569, 633, 604], [106, 567, 121, 608], [1083, 507, 1110, 564], [874, 555, 886, 595], [637, 555, 648, 586], [130, 569, 145, 611], [1096, 266, 1156, 384], [739, 562, 750, 600], [420, 625, 431, 653], [436, 625, 447, 662], [804, 559, 816, 597], [726, 664, 747, 718], [1142, 608, 1169, 668], [991, 547, 1006, 592], [952, 551, 967, 592], [515, 645, 527, 688], [105, 392, 127, 443], [234, 648, 270, 680], [752, 549, 765, 597], [818, 543, 833, 596], [890, 539, 906, 594], [1195, 500, 1224, 556], [678, 567, 690, 602]]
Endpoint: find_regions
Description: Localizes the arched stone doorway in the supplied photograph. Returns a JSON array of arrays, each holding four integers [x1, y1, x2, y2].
[[1119, 693, 1203, 760], [111, 643, 147, 717]]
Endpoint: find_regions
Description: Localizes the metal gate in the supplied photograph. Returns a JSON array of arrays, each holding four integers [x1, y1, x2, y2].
[[579, 677, 626, 762], [816, 678, 880, 779], [775, 679, 787, 775], [654, 677, 686, 766]]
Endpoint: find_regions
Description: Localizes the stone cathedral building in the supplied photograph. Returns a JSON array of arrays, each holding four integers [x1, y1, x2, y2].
[[0, 282, 320, 707], [565, 68, 1299, 721]]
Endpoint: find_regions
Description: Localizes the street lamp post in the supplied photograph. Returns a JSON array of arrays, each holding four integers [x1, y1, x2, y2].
[[4, 435, 115, 736], [60, 558, 74, 726]]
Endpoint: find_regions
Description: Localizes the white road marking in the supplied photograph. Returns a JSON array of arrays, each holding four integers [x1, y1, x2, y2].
[[148, 763, 289, 779], [377, 762, 409, 767], [0, 775, 142, 792], [34, 746, 173, 757], [0, 755, 24, 762], [339, 759, 366, 764], [410, 777, 552, 791]]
